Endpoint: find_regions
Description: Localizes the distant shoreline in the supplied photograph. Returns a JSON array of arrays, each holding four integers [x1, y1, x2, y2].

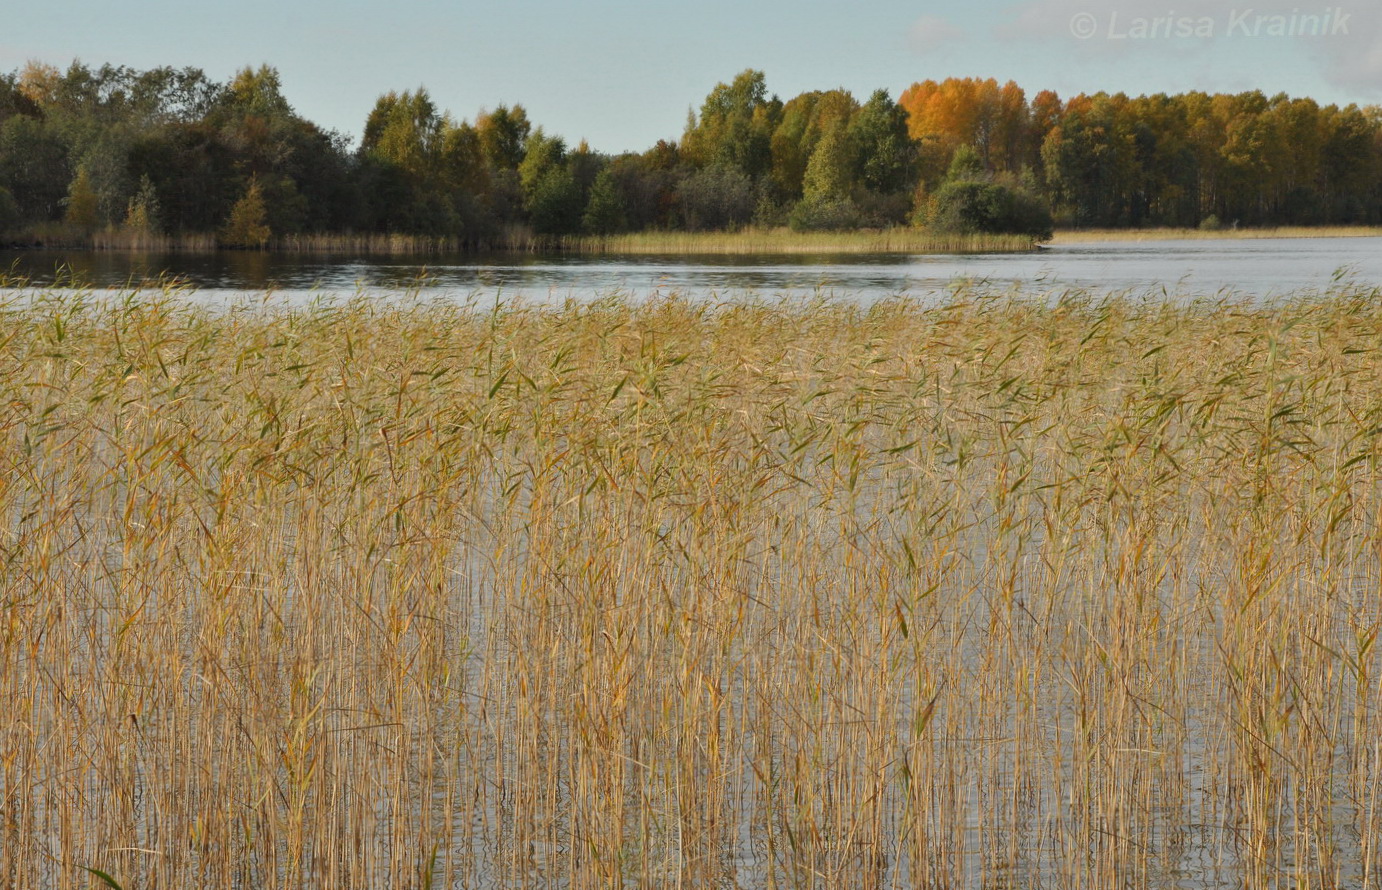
[[1052, 226, 1382, 244], [7, 226, 1379, 260]]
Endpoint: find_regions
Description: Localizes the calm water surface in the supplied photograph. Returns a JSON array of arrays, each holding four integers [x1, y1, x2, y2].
[[3, 236, 1381, 302]]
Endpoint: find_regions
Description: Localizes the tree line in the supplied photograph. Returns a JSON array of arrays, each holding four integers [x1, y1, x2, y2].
[[2, 62, 1380, 248]]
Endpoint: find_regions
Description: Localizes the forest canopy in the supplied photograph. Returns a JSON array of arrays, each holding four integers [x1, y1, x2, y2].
[[2, 61, 1380, 247]]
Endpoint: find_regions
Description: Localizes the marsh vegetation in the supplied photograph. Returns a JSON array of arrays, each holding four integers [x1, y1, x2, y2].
[[2, 283, 1380, 888]]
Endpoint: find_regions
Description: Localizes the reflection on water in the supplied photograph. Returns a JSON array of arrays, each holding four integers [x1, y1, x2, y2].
[[3, 236, 1382, 301]]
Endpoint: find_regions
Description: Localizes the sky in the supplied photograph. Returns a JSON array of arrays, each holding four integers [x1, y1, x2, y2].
[[5, 0, 1380, 154]]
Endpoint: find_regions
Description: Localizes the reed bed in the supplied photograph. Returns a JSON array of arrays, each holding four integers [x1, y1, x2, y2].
[[87, 230, 220, 253], [10, 229, 221, 253], [1052, 225, 1382, 243], [27, 231, 469, 255], [11, 226, 1037, 256], [0, 283, 1380, 889], [556, 228, 1039, 255]]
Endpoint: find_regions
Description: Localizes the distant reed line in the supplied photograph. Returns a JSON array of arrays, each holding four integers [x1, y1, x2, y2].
[[1052, 224, 1382, 243], [3, 226, 1044, 255]]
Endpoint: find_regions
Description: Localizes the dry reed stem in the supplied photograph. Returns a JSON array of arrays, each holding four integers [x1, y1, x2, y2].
[[0, 284, 1378, 888]]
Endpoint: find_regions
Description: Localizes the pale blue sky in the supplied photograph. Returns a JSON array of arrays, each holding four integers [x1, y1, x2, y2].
[[6, 0, 1379, 153]]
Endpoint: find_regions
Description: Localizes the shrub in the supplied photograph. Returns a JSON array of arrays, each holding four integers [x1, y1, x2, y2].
[[852, 189, 912, 227], [788, 196, 862, 232], [924, 179, 1052, 240], [676, 165, 756, 231], [752, 191, 788, 228]]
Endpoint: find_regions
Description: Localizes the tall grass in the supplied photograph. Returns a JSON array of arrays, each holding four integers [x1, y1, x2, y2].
[[88, 229, 219, 252], [10, 226, 1040, 255], [0, 283, 1379, 888], [556, 228, 1040, 254], [1053, 225, 1382, 243], [16, 229, 471, 254]]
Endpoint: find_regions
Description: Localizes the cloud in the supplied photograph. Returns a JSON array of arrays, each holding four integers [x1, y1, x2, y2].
[[909, 15, 964, 53], [1308, 10, 1382, 98]]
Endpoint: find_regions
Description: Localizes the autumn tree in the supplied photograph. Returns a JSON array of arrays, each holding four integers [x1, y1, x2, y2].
[[63, 166, 99, 230], [1263, 95, 1324, 222], [363, 89, 442, 180], [359, 88, 456, 233], [802, 125, 853, 203], [123, 174, 160, 233], [768, 89, 858, 200], [1320, 106, 1378, 222], [16, 61, 61, 108], [477, 104, 530, 170], [900, 77, 1034, 186], [221, 175, 270, 247], [4, 60, 1382, 241], [1040, 94, 1145, 226], [683, 70, 780, 179], [0, 72, 42, 125], [224, 65, 292, 119]]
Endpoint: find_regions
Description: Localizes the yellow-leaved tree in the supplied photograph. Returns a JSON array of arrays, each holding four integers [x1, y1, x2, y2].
[[221, 177, 271, 249], [63, 168, 100, 233]]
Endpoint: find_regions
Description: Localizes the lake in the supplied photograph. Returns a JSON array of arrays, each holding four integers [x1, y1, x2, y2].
[[3, 235, 1381, 302], [6, 240, 1381, 889]]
